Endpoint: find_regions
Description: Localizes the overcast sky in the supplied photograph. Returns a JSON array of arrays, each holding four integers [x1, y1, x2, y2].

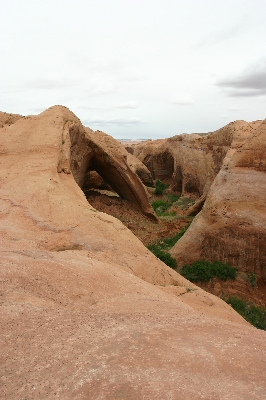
[[1, 0, 266, 139]]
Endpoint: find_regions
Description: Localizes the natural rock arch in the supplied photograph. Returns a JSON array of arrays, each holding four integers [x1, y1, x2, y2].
[[58, 122, 157, 221]]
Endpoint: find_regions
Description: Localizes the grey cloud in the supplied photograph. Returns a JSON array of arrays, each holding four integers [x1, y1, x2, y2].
[[226, 89, 266, 97], [217, 63, 266, 97]]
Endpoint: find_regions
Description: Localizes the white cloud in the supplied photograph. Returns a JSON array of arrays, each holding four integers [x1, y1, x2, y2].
[[193, 20, 246, 48], [84, 116, 145, 127], [115, 101, 138, 109], [84, 84, 117, 98], [170, 97, 195, 106], [228, 106, 240, 111], [79, 101, 138, 112], [26, 78, 77, 90]]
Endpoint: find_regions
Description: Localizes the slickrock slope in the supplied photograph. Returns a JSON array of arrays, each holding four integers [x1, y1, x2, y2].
[[171, 120, 266, 279], [1, 106, 266, 399]]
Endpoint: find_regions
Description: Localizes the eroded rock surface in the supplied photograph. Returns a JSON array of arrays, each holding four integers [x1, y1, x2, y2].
[[171, 119, 266, 279], [127, 152, 154, 186], [126, 120, 262, 199], [1, 106, 266, 399]]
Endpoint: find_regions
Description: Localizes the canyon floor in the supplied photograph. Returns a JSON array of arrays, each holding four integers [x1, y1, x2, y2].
[[85, 188, 191, 246], [87, 188, 266, 309]]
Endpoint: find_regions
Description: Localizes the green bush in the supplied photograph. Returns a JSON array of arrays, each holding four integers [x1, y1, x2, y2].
[[226, 297, 266, 330], [152, 194, 180, 217], [166, 193, 180, 203], [150, 248, 177, 269], [180, 260, 237, 282], [154, 180, 169, 195], [152, 199, 170, 215]]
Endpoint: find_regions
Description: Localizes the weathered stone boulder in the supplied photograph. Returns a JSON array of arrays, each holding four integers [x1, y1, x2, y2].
[[171, 119, 266, 278]]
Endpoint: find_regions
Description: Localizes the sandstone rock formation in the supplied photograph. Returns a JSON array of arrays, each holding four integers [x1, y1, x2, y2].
[[1, 106, 266, 399], [126, 120, 262, 200], [171, 119, 266, 279], [55, 111, 157, 220]]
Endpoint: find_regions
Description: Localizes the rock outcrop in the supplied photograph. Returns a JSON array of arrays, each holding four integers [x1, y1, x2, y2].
[[126, 120, 262, 199], [1, 106, 266, 399], [171, 119, 266, 279]]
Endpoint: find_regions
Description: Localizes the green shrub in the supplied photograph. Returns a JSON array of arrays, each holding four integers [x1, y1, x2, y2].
[[152, 199, 170, 214], [226, 297, 266, 330], [154, 180, 169, 195], [152, 194, 180, 217], [150, 248, 177, 269], [166, 193, 180, 203], [180, 260, 237, 282]]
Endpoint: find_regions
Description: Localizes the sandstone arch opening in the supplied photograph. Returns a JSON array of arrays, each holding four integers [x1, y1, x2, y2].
[[65, 124, 157, 221]]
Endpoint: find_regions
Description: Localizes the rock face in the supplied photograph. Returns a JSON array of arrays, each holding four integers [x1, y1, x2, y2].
[[127, 120, 262, 199], [127, 152, 154, 186], [83, 170, 107, 190], [171, 120, 266, 278], [1, 106, 266, 399]]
